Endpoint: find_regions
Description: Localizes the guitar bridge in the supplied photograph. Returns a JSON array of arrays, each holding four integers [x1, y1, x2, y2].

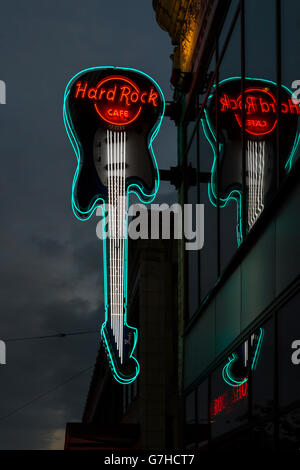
[[105, 162, 128, 170]]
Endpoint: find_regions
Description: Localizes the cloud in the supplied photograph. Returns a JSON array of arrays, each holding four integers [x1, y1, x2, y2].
[[0, 0, 175, 449], [47, 428, 66, 450]]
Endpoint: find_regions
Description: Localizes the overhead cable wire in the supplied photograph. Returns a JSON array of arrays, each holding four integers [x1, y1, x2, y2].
[[0, 365, 93, 422], [4, 330, 97, 343]]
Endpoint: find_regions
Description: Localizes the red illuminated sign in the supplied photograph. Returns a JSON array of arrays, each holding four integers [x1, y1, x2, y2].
[[220, 87, 300, 136], [74, 75, 159, 126], [210, 382, 248, 418]]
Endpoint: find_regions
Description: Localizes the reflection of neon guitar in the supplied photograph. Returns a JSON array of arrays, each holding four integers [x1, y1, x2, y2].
[[63, 67, 165, 384], [222, 328, 264, 387], [203, 77, 300, 245]]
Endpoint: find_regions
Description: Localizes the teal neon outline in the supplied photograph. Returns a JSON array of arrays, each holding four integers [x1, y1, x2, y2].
[[222, 328, 264, 387], [63, 66, 165, 384], [202, 76, 300, 245], [222, 353, 248, 387], [250, 327, 265, 372]]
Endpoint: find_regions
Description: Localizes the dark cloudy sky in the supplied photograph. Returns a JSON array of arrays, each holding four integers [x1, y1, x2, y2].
[[0, 0, 176, 449]]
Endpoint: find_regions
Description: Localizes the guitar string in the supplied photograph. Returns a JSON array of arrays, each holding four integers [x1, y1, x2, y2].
[[110, 129, 116, 339], [121, 131, 125, 364], [247, 140, 265, 230], [120, 131, 123, 363], [113, 130, 117, 345], [107, 130, 113, 334], [107, 130, 126, 362], [115, 131, 118, 350], [119, 130, 125, 363], [109, 130, 114, 338], [117, 130, 125, 363], [119, 131, 125, 364], [117, 131, 120, 353], [259, 141, 265, 218], [112, 129, 116, 342], [119, 131, 122, 356], [118, 131, 121, 358], [109, 130, 116, 343]]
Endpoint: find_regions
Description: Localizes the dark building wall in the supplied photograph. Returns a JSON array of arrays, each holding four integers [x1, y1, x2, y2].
[[82, 236, 179, 450], [140, 242, 178, 447], [184, 166, 300, 387], [155, 0, 300, 449], [126, 238, 179, 449]]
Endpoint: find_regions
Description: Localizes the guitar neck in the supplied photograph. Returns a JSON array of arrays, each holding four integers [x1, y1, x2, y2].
[[106, 130, 127, 364]]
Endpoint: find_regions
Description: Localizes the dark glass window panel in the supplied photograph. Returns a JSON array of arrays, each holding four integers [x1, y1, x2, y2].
[[187, 123, 196, 150], [211, 363, 248, 439], [122, 386, 127, 414], [216, 14, 242, 266], [133, 377, 138, 399], [198, 77, 218, 302], [278, 292, 300, 409], [185, 48, 215, 166], [188, 249, 199, 318], [186, 156, 198, 204], [220, 198, 238, 272], [199, 182, 218, 301], [252, 319, 274, 418], [185, 391, 196, 424], [281, 0, 300, 169], [245, 0, 282, 213], [279, 408, 300, 450], [186, 98, 198, 147], [187, 134, 198, 204], [251, 422, 274, 449], [245, 0, 276, 81], [218, 0, 240, 56], [212, 429, 251, 450], [197, 380, 209, 424], [196, 380, 209, 447], [128, 383, 132, 405], [219, 12, 241, 82], [282, 0, 300, 86], [187, 134, 199, 317]]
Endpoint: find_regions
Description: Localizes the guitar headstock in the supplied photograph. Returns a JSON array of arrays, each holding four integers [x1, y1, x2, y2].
[[101, 322, 140, 384]]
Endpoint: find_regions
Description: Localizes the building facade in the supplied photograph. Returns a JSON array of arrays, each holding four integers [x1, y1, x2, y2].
[[154, 0, 300, 449], [66, 236, 179, 450], [66, 0, 300, 451]]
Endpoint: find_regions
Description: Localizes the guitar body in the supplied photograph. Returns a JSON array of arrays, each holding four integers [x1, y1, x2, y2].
[[63, 67, 164, 383], [203, 77, 300, 244]]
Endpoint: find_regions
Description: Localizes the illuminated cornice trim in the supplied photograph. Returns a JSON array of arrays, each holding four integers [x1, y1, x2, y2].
[[153, 0, 204, 73]]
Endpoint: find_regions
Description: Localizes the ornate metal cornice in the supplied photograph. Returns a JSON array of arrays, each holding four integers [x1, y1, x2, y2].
[[153, 0, 206, 73]]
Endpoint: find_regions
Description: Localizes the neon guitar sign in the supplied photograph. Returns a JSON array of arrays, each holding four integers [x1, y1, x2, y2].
[[222, 328, 264, 387], [202, 77, 300, 245], [63, 67, 165, 384], [220, 87, 300, 136]]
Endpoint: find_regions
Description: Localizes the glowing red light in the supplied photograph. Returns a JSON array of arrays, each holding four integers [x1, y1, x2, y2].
[[93, 75, 142, 126], [74, 75, 159, 126], [232, 381, 248, 402], [210, 382, 248, 419], [211, 392, 229, 417], [220, 87, 300, 136]]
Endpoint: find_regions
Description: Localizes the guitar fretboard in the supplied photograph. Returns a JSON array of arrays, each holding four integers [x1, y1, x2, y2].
[[247, 140, 265, 230], [107, 130, 127, 364]]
